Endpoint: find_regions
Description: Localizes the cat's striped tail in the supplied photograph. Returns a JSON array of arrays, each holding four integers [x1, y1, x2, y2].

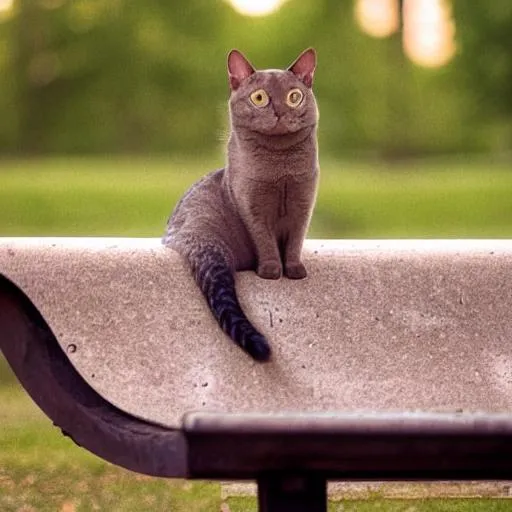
[[191, 246, 271, 362]]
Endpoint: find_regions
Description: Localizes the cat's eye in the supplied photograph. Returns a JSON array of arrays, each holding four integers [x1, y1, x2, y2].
[[286, 88, 304, 107], [249, 89, 269, 107]]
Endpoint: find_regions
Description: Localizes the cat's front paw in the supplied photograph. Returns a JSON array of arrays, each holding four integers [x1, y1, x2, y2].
[[257, 260, 282, 280], [285, 262, 307, 279]]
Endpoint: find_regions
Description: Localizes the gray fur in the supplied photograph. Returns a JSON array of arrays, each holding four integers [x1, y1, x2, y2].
[[163, 48, 319, 360]]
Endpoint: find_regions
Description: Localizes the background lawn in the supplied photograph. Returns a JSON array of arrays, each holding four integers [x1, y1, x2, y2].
[[1, 157, 512, 511], [1, 156, 511, 239]]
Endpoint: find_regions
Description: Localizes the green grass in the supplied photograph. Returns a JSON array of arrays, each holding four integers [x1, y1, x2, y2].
[[1, 156, 511, 238], [228, 497, 512, 511], [0, 386, 221, 512], [317, 160, 512, 238], [0, 156, 201, 237], [1, 156, 512, 510]]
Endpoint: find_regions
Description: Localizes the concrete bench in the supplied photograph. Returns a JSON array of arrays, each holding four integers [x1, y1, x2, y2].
[[1, 237, 512, 511]]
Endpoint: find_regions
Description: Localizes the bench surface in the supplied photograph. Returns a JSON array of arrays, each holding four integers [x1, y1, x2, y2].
[[1, 238, 512, 429]]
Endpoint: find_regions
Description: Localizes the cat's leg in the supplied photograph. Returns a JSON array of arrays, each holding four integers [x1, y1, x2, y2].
[[235, 185, 282, 280], [250, 222, 282, 279], [283, 222, 308, 279], [281, 178, 317, 279]]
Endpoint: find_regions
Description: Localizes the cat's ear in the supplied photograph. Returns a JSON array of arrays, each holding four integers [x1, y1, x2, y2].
[[228, 50, 255, 91], [288, 48, 316, 88]]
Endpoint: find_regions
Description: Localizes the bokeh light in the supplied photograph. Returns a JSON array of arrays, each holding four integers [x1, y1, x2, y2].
[[0, 0, 13, 14], [355, 0, 399, 38], [227, 0, 287, 17], [403, 0, 456, 68]]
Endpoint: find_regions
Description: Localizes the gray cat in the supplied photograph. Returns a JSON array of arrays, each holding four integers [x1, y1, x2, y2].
[[163, 48, 319, 361]]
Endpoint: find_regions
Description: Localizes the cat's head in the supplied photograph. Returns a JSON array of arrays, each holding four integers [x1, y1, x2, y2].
[[227, 49, 318, 138]]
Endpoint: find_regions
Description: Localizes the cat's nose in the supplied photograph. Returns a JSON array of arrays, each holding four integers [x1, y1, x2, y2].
[[272, 104, 286, 119], [277, 108, 288, 119]]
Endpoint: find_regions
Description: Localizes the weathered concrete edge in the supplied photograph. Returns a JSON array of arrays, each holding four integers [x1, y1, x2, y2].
[[2, 236, 512, 251], [2, 237, 512, 429]]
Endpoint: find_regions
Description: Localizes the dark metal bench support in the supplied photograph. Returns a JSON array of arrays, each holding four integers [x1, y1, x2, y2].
[[257, 474, 327, 512]]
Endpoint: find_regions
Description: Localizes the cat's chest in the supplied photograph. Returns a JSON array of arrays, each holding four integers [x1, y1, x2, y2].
[[277, 179, 289, 218], [249, 178, 292, 219], [252, 174, 316, 219]]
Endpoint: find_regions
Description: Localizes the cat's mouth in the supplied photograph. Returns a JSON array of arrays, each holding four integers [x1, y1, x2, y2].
[[260, 120, 313, 137], [235, 121, 315, 148], [266, 123, 292, 136]]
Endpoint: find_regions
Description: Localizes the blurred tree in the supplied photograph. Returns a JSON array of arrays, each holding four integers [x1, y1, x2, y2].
[[0, 8, 18, 149], [453, 1, 512, 151], [0, 0, 499, 157], [4, 0, 228, 154]]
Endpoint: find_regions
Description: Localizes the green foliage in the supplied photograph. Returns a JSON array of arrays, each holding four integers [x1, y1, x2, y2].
[[0, 0, 509, 156], [454, 1, 512, 118], [451, 2, 512, 152]]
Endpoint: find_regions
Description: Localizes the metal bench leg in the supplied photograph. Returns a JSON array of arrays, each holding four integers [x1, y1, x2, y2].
[[257, 474, 327, 512]]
